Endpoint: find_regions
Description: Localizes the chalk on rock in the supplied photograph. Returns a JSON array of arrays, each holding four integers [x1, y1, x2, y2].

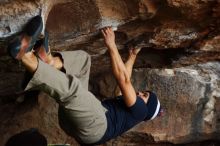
[[96, 17, 123, 31], [112, 26, 118, 31]]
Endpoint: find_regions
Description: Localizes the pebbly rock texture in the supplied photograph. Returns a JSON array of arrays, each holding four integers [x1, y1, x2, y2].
[[0, 0, 220, 145]]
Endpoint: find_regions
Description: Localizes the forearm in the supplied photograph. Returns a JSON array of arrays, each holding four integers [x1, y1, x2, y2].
[[115, 54, 136, 96], [108, 45, 130, 82], [125, 54, 136, 78], [108, 46, 136, 106]]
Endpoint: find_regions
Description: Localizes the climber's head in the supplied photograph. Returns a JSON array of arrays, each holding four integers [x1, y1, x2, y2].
[[137, 91, 163, 121]]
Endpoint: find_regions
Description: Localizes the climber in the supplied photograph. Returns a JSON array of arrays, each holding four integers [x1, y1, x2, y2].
[[8, 16, 162, 145]]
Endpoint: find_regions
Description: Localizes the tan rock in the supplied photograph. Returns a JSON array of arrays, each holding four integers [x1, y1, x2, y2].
[[166, 0, 214, 22], [0, 0, 220, 145], [200, 36, 220, 52]]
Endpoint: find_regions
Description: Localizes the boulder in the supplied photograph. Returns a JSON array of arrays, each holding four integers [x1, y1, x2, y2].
[[94, 62, 220, 145], [0, 0, 220, 145]]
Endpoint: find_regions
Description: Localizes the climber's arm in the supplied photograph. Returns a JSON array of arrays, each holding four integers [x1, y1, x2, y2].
[[125, 50, 138, 80], [114, 48, 141, 96], [101, 27, 136, 107]]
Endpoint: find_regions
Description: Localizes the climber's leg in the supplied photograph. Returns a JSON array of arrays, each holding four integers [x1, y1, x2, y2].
[[21, 52, 38, 74], [22, 52, 88, 104], [58, 50, 91, 90], [31, 48, 91, 90], [22, 51, 107, 144]]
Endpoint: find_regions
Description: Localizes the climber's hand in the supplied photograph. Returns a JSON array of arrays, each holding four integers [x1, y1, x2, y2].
[[101, 27, 117, 50], [129, 47, 142, 56]]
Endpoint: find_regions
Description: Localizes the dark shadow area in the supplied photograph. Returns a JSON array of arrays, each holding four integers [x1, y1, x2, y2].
[[177, 140, 220, 146], [150, 140, 220, 146], [5, 128, 47, 146]]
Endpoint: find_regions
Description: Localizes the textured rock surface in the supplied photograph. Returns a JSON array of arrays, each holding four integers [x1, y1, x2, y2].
[[93, 62, 220, 144], [1, 62, 220, 146], [0, 92, 79, 146], [0, 0, 220, 145]]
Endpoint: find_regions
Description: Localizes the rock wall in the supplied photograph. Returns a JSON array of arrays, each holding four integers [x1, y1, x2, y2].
[[93, 62, 220, 145], [0, 0, 220, 145]]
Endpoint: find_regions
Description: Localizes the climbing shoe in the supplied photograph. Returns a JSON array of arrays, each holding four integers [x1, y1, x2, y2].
[[8, 15, 43, 59], [34, 30, 51, 63]]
